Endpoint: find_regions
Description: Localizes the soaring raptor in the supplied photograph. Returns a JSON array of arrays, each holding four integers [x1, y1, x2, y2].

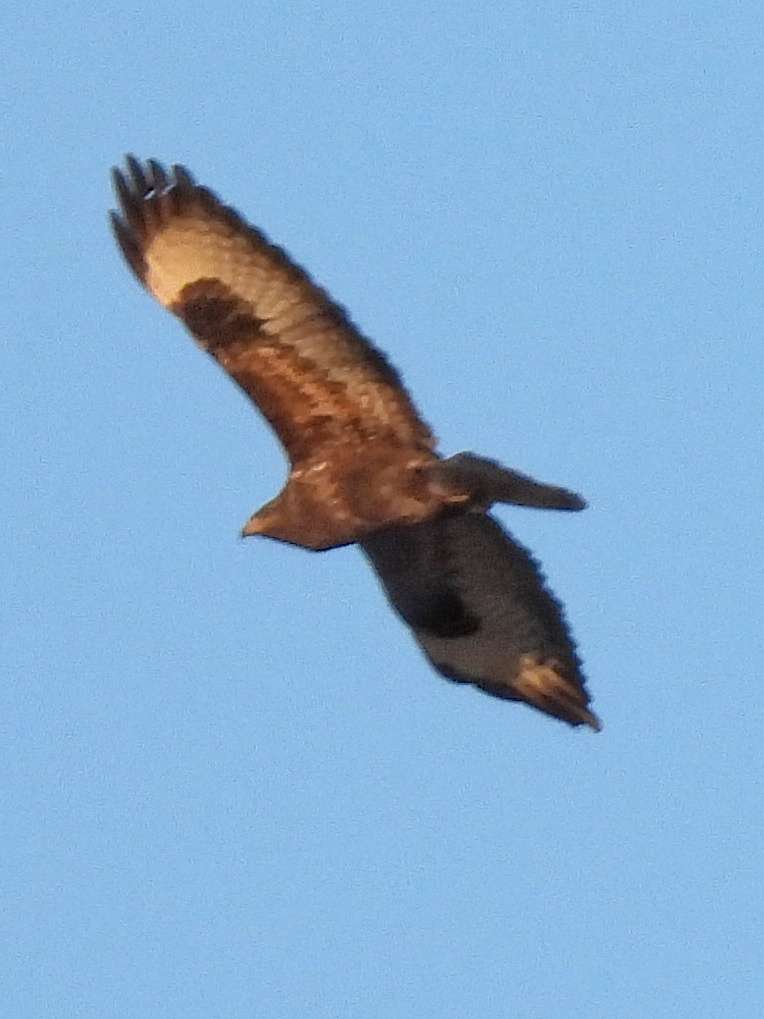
[[110, 156, 599, 730]]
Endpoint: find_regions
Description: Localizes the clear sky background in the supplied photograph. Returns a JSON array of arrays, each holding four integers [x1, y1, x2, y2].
[[4, 3, 763, 1016]]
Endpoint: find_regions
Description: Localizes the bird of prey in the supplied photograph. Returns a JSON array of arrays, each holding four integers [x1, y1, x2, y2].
[[110, 156, 599, 730]]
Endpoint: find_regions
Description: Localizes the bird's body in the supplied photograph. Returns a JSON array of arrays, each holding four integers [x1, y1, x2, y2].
[[110, 156, 599, 730]]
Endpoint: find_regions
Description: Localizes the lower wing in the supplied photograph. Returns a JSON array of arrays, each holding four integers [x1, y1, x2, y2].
[[361, 511, 600, 730]]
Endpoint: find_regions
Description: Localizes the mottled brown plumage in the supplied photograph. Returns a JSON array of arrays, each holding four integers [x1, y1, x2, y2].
[[110, 156, 599, 729]]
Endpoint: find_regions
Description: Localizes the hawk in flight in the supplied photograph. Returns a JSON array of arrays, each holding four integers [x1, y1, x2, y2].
[[110, 156, 599, 730]]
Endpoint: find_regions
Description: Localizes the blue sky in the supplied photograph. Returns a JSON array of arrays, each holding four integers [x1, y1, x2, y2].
[[4, 2, 763, 1016]]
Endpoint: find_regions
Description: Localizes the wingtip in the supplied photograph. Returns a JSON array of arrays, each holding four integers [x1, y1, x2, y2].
[[512, 654, 600, 731], [146, 158, 168, 191], [554, 700, 601, 731], [109, 208, 147, 281], [124, 154, 148, 195], [171, 162, 196, 190], [582, 708, 602, 732], [109, 155, 196, 281]]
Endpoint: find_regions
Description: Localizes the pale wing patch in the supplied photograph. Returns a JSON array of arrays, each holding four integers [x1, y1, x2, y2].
[[145, 216, 405, 407], [145, 215, 303, 312], [515, 655, 601, 730]]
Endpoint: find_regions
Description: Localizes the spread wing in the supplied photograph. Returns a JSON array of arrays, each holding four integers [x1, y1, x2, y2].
[[110, 156, 434, 465], [361, 513, 600, 729]]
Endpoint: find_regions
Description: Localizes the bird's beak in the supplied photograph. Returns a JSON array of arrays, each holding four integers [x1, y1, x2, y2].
[[240, 514, 263, 538]]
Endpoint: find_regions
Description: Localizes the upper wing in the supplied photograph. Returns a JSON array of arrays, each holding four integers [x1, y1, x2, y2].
[[361, 512, 600, 730], [110, 156, 434, 466]]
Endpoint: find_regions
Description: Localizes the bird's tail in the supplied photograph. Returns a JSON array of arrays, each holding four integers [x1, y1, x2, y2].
[[430, 453, 586, 512]]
